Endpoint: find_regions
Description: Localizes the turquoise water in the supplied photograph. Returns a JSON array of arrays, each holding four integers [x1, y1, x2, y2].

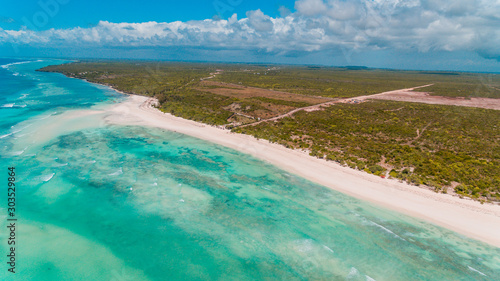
[[1, 60, 499, 280]]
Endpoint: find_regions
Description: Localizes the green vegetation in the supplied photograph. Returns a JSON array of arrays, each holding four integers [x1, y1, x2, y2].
[[421, 77, 500, 98], [39, 61, 500, 202], [40, 61, 327, 125], [234, 101, 500, 201], [214, 66, 500, 98], [40, 61, 213, 95], [157, 88, 235, 125]]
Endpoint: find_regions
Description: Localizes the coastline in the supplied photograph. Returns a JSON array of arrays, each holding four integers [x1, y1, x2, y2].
[[103, 94, 500, 248]]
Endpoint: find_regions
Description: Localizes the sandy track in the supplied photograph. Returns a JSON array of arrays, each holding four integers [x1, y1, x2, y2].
[[239, 84, 435, 128], [369, 89, 500, 110], [239, 84, 499, 128]]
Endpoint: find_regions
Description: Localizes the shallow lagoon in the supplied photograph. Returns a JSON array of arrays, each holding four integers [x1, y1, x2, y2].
[[1, 59, 499, 280]]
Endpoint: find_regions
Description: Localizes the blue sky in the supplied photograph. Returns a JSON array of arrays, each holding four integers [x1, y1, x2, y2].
[[1, 0, 499, 72], [0, 0, 295, 30]]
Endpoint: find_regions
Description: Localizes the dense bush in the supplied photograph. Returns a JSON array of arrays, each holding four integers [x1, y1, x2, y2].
[[235, 100, 500, 201]]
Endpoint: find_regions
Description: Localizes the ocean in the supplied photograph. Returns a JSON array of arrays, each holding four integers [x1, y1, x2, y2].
[[0, 59, 499, 280]]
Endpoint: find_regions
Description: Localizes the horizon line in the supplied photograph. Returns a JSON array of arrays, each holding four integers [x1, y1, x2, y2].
[[2, 55, 500, 75]]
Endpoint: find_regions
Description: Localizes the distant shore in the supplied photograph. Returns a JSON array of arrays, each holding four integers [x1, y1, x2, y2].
[[102, 94, 500, 248]]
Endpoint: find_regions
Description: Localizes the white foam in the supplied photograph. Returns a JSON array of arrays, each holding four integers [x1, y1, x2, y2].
[[41, 173, 55, 182], [10, 147, 27, 156], [36, 113, 55, 120], [354, 212, 406, 241], [2, 103, 27, 108], [53, 163, 68, 167], [0, 133, 12, 139], [347, 267, 359, 278], [368, 220, 407, 241], [0, 61, 32, 69], [468, 266, 487, 276], [108, 167, 123, 176], [15, 133, 31, 138], [323, 245, 334, 253], [294, 239, 314, 252], [366, 275, 376, 281], [12, 123, 33, 134]]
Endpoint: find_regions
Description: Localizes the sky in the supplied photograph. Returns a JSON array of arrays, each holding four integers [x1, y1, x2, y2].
[[0, 0, 499, 72]]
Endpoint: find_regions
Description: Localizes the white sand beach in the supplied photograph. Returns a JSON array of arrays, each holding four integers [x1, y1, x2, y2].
[[105, 94, 500, 248]]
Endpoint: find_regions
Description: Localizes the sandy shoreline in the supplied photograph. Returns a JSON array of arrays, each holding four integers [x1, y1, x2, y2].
[[105, 94, 500, 248]]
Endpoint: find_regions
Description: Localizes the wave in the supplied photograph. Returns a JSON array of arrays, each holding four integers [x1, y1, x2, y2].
[[108, 167, 123, 176], [0, 133, 12, 139], [11, 123, 33, 134], [347, 268, 376, 281], [368, 220, 407, 241], [0, 60, 33, 69], [322, 245, 334, 253], [14, 133, 31, 138], [293, 239, 314, 253], [347, 267, 359, 279], [10, 147, 27, 156], [354, 212, 406, 241], [35, 112, 58, 120], [2, 103, 27, 108], [468, 266, 487, 276], [41, 173, 55, 182]]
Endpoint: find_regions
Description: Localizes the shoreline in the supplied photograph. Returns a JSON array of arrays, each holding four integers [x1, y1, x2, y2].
[[104, 94, 500, 248]]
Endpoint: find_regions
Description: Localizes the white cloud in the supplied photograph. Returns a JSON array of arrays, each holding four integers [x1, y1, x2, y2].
[[295, 0, 328, 16], [279, 6, 292, 17], [246, 9, 273, 32], [0, 0, 499, 61]]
